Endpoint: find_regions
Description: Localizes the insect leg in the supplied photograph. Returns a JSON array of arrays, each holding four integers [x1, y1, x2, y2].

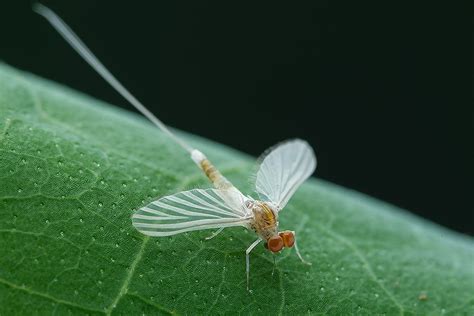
[[293, 231, 312, 265], [205, 227, 225, 240], [246, 238, 262, 291], [271, 254, 276, 276]]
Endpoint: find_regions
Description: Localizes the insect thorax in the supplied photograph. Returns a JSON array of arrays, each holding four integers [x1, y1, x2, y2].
[[249, 201, 278, 241]]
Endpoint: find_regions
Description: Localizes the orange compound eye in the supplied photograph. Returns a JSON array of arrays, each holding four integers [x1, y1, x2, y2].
[[279, 231, 295, 248], [267, 235, 284, 252]]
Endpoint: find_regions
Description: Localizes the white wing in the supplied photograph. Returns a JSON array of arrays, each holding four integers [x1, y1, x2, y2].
[[255, 139, 316, 210], [132, 188, 252, 237]]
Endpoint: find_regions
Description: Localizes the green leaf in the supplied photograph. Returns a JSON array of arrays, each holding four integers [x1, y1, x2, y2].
[[0, 63, 473, 316]]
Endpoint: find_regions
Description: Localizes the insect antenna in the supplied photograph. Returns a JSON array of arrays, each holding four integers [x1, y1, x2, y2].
[[32, 3, 194, 154]]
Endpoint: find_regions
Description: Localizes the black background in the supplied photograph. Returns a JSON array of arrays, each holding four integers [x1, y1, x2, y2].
[[2, 1, 472, 235]]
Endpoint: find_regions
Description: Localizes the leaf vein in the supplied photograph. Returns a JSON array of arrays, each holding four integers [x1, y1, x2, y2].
[[314, 223, 405, 315], [0, 277, 104, 314], [106, 236, 149, 315]]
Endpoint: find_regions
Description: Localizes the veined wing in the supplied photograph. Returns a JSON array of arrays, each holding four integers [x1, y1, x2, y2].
[[132, 188, 252, 237], [255, 139, 316, 211]]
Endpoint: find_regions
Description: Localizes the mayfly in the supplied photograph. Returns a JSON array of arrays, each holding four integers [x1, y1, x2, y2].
[[34, 4, 317, 290]]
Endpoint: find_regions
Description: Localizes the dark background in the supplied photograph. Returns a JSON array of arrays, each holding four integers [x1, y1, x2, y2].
[[2, 1, 472, 235]]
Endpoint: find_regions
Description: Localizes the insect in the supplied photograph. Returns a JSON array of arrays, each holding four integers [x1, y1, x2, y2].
[[133, 140, 315, 289], [34, 4, 317, 290]]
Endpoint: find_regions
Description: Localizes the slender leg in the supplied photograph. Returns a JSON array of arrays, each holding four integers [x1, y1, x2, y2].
[[205, 227, 225, 240], [293, 231, 312, 265], [246, 238, 262, 291], [271, 254, 276, 276]]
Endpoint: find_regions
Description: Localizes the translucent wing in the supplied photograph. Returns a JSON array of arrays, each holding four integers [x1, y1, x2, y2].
[[255, 139, 316, 210], [132, 188, 252, 237]]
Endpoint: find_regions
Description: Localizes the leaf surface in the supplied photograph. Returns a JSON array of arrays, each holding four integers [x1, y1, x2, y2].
[[0, 64, 473, 315]]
